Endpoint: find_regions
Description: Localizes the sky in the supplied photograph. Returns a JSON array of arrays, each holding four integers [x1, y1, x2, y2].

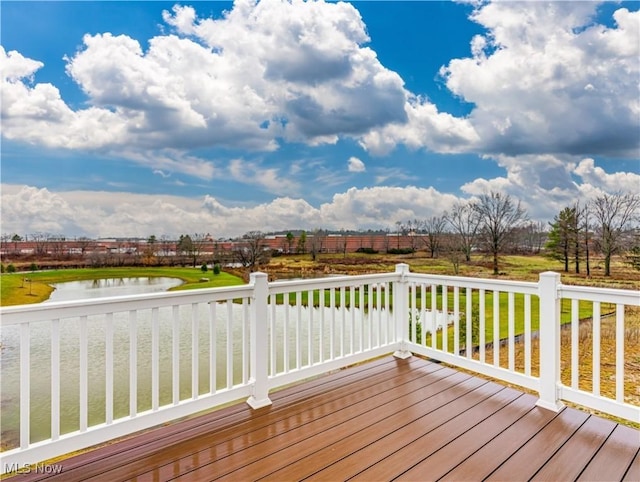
[[1, 0, 639, 239]]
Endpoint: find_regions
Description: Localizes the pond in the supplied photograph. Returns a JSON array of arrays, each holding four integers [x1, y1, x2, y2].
[[46, 277, 184, 302]]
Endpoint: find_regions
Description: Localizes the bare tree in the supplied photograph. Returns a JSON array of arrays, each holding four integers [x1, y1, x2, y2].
[[441, 235, 464, 275], [48, 234, 67, 260], [395, 221, 402, 249], [402, 219, 421, 254], [382, 228, 391, 253], [30, 233, 49, 256], [582, 204, 592, 276], [421, 216, 447, 258], [444, 202, 480, 262], [336, 232, 348, 258], [472, 192, 528, 275], [519, 221, 547, 255], [76, 237, 94, 258], [235, 231, 270, 269], [591, 192, 640, 276], [309, 229, 326, 261]]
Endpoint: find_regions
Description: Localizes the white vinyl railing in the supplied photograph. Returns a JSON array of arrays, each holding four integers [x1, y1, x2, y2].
[[399, 266, 640, 421], [1, 264, 638, 473]]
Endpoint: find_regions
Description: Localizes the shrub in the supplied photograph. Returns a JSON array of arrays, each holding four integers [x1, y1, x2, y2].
[[7, 264, 16, 273], [201, 263, 208, 272], [356, 247, 378, 254], [459, 307, 480, 348], [213, 263, 221, 275], [409, 311, 422, 343], [387, 248, 414, 255]]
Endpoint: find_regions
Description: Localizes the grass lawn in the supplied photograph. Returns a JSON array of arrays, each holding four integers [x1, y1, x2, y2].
[[0, 267, 244, 306]]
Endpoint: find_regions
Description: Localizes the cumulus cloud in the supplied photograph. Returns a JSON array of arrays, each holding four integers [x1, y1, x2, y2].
[[460, 153, 640, 222], [1, 184, 460, 238], [359, 95, 480, 156], [1, 0, 408, 157], [2, 1, 637, 178], [440, 2, 640, 157], [1, 48, 43, 82], [319, 186, 461, 230], [573, 158, 640, 193], [348, 156, 366, 173], [361, 2, 639, 159], [0, 186, 100, 236]]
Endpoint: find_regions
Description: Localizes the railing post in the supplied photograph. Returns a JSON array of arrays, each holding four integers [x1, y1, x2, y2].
[[393, 263, 412, 359], [536, 271, 565, 412], [247, 272, 272, 409]]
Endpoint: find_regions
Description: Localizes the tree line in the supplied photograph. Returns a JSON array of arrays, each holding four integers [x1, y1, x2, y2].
[[546, 193, 640, 276], [231, 191, 639, 276]]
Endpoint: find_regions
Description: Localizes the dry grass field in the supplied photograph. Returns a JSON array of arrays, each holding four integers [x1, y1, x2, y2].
[[482, 308, 640, 404], [264, 251, 640, 290]]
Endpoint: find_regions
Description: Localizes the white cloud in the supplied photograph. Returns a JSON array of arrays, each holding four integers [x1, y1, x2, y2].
[[348, 156, 365, 173], [440, 3, 640, 157], [1, 184, 458, 238], [573, 158, 640, 194], [0, 48, 43, 82], [359, 95, 480, 156], [1, 1, 638, 239], [0, 186, 100, 236], [318, 186, 461, 230], [460, 153, 640, 222], [362, 3, 639, 158], [228, 158, 300, 196], [1, 1, 408, 158], [2, 1, 637, 187]]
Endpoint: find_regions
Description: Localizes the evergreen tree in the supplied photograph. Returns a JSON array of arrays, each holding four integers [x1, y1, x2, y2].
[[546, 206, 577, 272]]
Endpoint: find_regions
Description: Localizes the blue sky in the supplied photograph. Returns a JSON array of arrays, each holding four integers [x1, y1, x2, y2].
[[1, 1, 639, 238]]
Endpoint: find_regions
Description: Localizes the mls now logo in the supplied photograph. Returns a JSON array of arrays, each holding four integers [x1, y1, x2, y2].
[[4, 462, 63, 475]]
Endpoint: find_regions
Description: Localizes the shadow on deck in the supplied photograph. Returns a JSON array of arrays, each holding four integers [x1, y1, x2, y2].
[[10, 356, 640, 481]]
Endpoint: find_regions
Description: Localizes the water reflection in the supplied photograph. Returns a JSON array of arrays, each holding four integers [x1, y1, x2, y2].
[[47, 277, 184, 302]]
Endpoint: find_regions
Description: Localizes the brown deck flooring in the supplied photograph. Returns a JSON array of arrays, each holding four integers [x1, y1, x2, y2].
[[10, 355, 640, 482]]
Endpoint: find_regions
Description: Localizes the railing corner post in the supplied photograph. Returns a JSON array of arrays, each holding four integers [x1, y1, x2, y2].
[[536, 271, 564, 412], [393, 264, 412, 360], [247, 272, 272, 409]]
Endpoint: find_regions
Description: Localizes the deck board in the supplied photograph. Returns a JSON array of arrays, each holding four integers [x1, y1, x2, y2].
[[244, 375, 489, 481], [577, 424, 640, 481], [622, 450, 640, 482], [391, 392, 539, 481], [531, 415, 617, 481], [11, 355, 639, 482], [484, 408, 590, 481]]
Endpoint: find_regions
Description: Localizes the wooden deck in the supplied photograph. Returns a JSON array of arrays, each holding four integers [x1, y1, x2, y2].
[[10, 355, 640, 481]]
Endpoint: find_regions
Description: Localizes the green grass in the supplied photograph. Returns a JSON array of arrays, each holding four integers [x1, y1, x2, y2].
[[417, 291, 600, 349], [274, 284, 602, 350], [0, 267, 244, 306]]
